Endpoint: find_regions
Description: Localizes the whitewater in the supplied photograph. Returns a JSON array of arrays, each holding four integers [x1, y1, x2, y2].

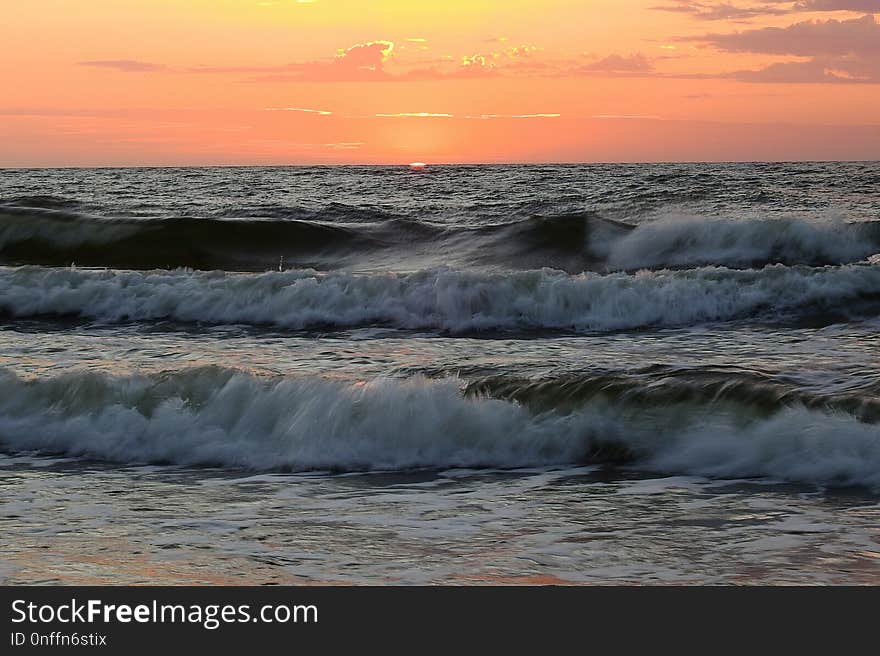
[[2, 262, 880, 332]]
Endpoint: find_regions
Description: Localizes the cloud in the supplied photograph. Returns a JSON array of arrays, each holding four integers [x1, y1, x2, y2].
[[325, 142, 364, 150], [0, 107, 127, 117], [652, 0, 880, 20], [263, 107, 333, 115], [78, 60, 167, 72], [461, 113, 561, 119], [368, 112, 561, 119], [375, 112, 454, 118], [725, 58, 876, 81], [214, 40, 396, 82], [795, 1, 880, 10], [686, 14, 880, 56], [447, 44, 544, 77], [76, 43, 658, 85], [333, 40, 394, 69], [239, 40, 542, 82], [592, 114, 664, 119], [460, 53, 495, 69], [578, 53, 654, 72], [398, 66, 502, 80], [650, 1, 792, 21], [279, 40, 395, 81], [507, 45, 542, 58], [322, 42, 543, 81], [77, 41, 652, 85], [684, 14, 880, 82]]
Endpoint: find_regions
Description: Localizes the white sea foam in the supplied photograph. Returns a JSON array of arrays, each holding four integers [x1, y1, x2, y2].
[[1, 263, 878, 332], [605, 214, 876, 270], [1, 366, 878, 485]]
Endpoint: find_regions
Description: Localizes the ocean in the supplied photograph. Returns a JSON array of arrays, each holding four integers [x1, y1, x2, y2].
[[1, 162, 879, 584]]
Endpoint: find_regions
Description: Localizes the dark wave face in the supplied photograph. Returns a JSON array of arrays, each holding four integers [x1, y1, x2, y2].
[[0, 204, 376, 271], [2, 200, 879, 273], [2, 162, 879, 273]]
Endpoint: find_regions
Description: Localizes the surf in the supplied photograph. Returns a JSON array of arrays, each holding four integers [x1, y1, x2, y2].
[[3, 196, 878, 273], [1, 365, 879, 486], [2, 262, 879, 333]]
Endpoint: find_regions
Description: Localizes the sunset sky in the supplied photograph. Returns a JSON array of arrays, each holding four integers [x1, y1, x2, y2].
[[2, 0, 879, 165]]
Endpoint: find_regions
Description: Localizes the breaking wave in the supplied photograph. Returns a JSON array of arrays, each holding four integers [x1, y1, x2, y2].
[[2, 263, 879, 333], [1, 366, 879, 486], [605, 214, 880, 271], [2, 197, 878, 272]]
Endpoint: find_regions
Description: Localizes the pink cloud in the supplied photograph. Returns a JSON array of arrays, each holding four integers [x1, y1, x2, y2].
[[652, 0, 880, 20], [727, 58, 878, 82], [650, 1, 792, 21], [684, 14, 880, 83], [796, 1, 880, 10], [685, 14, 880, 56]]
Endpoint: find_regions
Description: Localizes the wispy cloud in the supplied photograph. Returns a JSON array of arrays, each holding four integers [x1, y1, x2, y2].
[[650, 2, 792, 21], [195, 40, 396, 82], [462, 113, 561, 119], [263, 107, 333, 115], [374, 112, 561, 119], [651, 0, 880, 21], [375, 112, 454, 118], [592, 114, 664, 119], [78, 60, 167, 72], [723, 58, 877, 82], [0, 107, 127, 117], [684, 14, 880, 56], [325, 142, 364, 150]]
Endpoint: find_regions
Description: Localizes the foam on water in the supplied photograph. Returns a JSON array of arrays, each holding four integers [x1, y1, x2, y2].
[[605, 214, 878, 271], [1, 366, 879, 485], [2, 262, 878, 333]]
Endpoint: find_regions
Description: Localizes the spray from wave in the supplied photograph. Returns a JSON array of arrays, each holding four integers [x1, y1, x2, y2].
[[1, 366, 879, 485]]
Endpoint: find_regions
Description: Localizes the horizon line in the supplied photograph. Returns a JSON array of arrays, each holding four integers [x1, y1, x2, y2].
[[2, 158, 879, 170]]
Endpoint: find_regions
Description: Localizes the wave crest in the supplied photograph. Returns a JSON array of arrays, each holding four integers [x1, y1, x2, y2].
[[2, 263, 879, 333], [606, 214, 880, 271], [1, 366, 879, 485], [2, 198, 877, 272]]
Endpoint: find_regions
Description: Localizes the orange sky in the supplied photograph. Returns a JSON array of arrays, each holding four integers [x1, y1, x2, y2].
[[2, 0, 879, 165]]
